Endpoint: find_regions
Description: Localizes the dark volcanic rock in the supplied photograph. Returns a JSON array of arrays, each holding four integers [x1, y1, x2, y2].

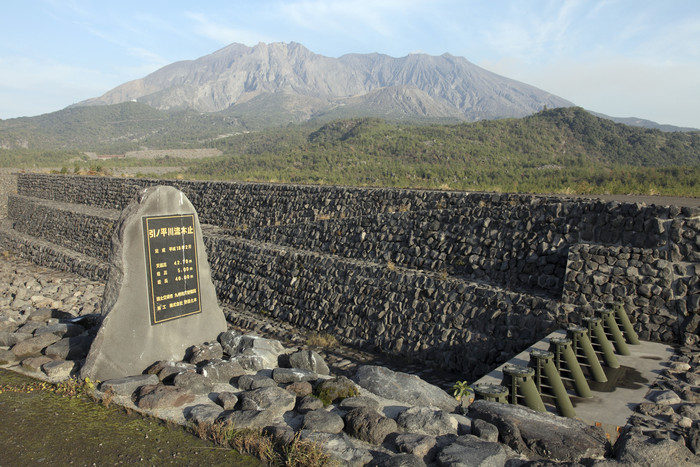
[[437, 434, 506, 467], [615, 430, 700, 466], [303, 409, 345, 434], [134, 383, 195, 410], [344, 406, 397, 445], [468, 400, 608, 462]]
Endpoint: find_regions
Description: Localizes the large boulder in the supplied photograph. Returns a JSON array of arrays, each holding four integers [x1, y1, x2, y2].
[[614, 430, 700, 466], [288, 349, 330, 375], [344, 406, 397, 445], [238, 386, 296, 416], [133, 383, 195, 410], [11, 333, 61, 358], [353, 365, 458, 412], [303, 409, 345, 434], [468, 400, 608, 462], [436, 435, 506, 467], [219, 331, 285, 369], [396, 406, 458, 436]]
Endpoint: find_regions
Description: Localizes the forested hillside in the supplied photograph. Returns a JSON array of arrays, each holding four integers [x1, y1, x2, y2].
[[188, 107, 700, 196], [2, 107, 698, 197]]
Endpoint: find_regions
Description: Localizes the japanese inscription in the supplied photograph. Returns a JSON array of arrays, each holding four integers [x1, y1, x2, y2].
[[142, 214, 201, 325]]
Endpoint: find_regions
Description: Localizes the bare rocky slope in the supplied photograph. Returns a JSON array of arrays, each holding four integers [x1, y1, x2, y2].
[[77, 41, 573, 122]]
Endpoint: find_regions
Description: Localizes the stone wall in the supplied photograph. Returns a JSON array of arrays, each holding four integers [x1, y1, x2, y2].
[[3, 172, 700, 378], [0, 169, 18, 219]]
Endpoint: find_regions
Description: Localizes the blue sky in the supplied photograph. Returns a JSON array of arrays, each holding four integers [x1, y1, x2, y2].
[[1, 0, 699, 128]]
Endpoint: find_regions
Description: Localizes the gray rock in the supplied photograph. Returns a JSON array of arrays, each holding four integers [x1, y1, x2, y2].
[[199, 358, 246, 383], [100, 374, 160, 396], [42, 359, 78, 379], [220, 409, 280, 430], [21, 355, 54, 372], [0, 331, 32, 347], [471, 419, 499, 443], [297, 394, 325, 413], [33, 322, 84, 338], [468, 400, 608, 462], [11, 332, 61, 357], [678, 403, 700, 420], [186, 404, 225, 426], [173, 370, 216, 394], [303, 409, 345, 434], [134, 383, 196, 410], [288, 349, 330, 375], [0, 348, 18, 365], [272, 367, 318, 384], [376, 453, 427, 467], [687, 426, 700, 455], [300, 431, 373, 467], [219, 332, 284, 369], [238, 386, 296, 416], [285, 381, 313, 397], [0, 317, 18, 332], [263, 425, 296, 445], [80, 186, 227, 381], [44, 335, 93, 360], [353, 365, 458, 412], [394, 433, 438, 462], [652, 390, 682, 405], [230, 354, 266, 372], [188, 342, 223, 365], [397, 406, 458, 436], [344, 406, 398, 445], [339, 395, 381, 412], [216, 391, 238, 410], [615, 430, 699, 466], [436, 434, 506, 467], [238, 373, 277, 391], [147, 360, 195, 382]]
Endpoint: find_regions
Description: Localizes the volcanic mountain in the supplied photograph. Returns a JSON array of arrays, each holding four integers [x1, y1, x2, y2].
[[77, 41, 574, 123]]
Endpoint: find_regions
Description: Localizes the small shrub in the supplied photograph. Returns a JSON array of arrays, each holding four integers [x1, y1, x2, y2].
[[315, 376, 359, 406], [386, 260, 396, 271], [306, 332, 338, 348]]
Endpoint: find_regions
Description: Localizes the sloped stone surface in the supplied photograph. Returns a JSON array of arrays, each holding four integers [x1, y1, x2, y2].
[[353, 365, 458, 412], [468, 400, 608, 462]]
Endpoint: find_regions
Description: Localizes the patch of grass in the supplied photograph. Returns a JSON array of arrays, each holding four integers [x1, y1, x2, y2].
[[306, 331, 338, 348], [189, 422, 338, 467], [280, 431, 340, 467]]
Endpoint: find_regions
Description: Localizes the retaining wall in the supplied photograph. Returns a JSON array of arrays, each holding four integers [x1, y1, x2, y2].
[[3, 173, 700, 378]]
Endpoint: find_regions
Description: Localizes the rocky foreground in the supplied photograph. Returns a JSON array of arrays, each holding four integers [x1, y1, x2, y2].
[[1, 253, 700, 466]]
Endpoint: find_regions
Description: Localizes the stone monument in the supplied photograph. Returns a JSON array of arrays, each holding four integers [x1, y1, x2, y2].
[[82, 186, 227, 381]]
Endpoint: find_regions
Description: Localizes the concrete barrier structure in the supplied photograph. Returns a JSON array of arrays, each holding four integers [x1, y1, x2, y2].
[[1, 173, 698, 381]]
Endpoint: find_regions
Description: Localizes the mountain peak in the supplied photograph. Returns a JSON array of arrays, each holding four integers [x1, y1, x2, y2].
[[76, 41, 574, 122]]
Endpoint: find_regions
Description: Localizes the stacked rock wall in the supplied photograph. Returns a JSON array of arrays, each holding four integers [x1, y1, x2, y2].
[[0, 169, 18, 219], [4, 173, 700, 377]]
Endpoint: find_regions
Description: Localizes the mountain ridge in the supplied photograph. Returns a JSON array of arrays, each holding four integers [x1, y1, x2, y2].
[[76, 41, 574, 122]]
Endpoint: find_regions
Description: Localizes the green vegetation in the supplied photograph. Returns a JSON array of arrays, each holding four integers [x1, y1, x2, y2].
[[190, 108, 700, 196], [2, 106, 699, 196]]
